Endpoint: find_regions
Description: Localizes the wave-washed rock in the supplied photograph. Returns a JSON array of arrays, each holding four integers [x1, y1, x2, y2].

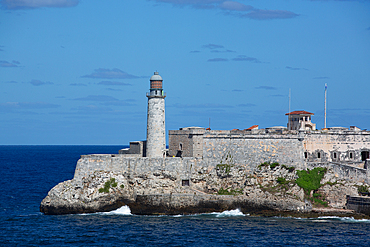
[[40, 161, 364, 216]]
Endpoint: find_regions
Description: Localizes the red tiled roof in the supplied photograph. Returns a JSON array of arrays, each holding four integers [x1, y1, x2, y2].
[[245, 125, 258, 130], [285, 110, 314, 115]]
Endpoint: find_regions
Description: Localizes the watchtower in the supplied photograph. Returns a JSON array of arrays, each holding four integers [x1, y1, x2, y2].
[[286, 110, 316, 131], [146, 72, 166, 157]]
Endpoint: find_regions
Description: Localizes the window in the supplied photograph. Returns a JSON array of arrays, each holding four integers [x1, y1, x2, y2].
[[333, 152, 340, 161], [349, 152, 353, 159], [304, 152, 308, 159], [361, 151, 370, 161], [317, 152, 321, 159], [182, 180, 189, 186]]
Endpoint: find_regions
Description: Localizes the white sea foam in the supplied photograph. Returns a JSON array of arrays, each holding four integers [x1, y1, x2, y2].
[[316, 216, 370, 223], [148, 209, 246, 218], [212, 209, 245, 217], [102, 205, 132, 215]]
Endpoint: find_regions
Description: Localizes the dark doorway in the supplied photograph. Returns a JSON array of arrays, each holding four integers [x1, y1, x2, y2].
[[182, 180, 189, 186], [176, 150, 183, 157], [361, 151, 369, 161]]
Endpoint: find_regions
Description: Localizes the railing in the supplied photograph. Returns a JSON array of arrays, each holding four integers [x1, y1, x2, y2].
[[146, 92, 166, 97]]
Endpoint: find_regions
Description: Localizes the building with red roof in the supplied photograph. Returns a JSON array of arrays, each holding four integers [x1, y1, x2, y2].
[[286, 110, 316, 131]]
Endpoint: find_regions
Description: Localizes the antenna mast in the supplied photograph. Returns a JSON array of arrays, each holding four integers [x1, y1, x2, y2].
[[288, 88, 291, 130], [324, 83, 327, 129]]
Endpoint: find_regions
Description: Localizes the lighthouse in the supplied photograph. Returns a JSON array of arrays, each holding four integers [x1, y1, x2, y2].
[[146, 72, 166, 158]]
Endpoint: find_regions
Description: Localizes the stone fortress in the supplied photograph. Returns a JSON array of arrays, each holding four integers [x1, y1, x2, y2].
[[41, 72, 370, 216], [121, 72, 370, 173]]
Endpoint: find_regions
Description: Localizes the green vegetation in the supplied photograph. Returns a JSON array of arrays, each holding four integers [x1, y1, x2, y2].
[[216, 163, 233, 174], [99, 178, 118, 193], [258, 162, 269, 169], [217, 151, 234, 176], [296, 167, 327, 196], [276, 177, 289, 184], [358, 185, 369, 194], [325, 181, 338, 186], [258, 162, 276, 169], [281, 164, 295, 172], [296, 167, 328, 207], [311, 193, 328, 207], [258, 162, 289, 170], [269, 162, 280, 169], [120, 184, 124, 188], [217, 187, 243, 196]]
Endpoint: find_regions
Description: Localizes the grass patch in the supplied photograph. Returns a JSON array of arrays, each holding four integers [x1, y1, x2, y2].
[[358, 185, 369, 193], [325, 181, 338, 186], [270, 162, 280, 169], [258, 162, 270, 169], [277, 177, 289, 185], [281, 164, 295, 172], [216, 164, 233, 174], [99, 178, 118, 193], [217, 187, 243, 196]]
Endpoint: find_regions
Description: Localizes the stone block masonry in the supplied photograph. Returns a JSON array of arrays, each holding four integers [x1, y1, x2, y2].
[[146, 96, 166, 158], [203, 131, 306, 170]]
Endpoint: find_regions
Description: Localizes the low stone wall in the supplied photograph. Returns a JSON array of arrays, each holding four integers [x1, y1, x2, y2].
[[346, 196, 370, 215]]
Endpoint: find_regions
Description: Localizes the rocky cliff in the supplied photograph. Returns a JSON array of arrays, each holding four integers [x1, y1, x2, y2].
[[40, 155, 366, 216]]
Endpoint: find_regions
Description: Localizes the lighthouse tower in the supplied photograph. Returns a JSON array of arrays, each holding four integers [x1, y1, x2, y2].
[[146, 72, 166, 158]]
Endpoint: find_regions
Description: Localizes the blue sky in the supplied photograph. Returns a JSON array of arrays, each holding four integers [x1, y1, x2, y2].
[[1, 0, 369, 145]]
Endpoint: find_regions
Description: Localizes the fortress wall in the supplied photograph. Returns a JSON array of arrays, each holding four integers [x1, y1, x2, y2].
[[304, 132, 370, 163], [168, 128, 205, 157], [307, 162, 368, 183], [73, 155, 216, 186], [203, 132, 306, 169]]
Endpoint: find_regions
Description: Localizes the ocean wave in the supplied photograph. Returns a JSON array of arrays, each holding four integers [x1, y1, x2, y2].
[[315, 216, 370, 223], [171, 209, 246, 218], [134, 209, 247, 218], [102, 205, 132, 215], [278, 215, 370, 223], [211, 209, 246, 217]]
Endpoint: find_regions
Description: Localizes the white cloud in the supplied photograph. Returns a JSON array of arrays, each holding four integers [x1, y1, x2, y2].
[[73, 95, 119, 102], [97, 81, 132, 86], [0, 102, 60, 111], [242, 9, 299, 20], [232, 55, 261, 63], [155, 1, 299, 20], [208, 58, 228, 62], [28, 79, 54, 86], [219, 1, 252, 11], [1, 0, 79, 9], [0, 60, 20, 67], [82, 68, 141, 79]]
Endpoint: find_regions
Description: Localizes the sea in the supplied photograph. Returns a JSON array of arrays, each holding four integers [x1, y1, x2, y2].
[[1, 145, 370, 246]]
